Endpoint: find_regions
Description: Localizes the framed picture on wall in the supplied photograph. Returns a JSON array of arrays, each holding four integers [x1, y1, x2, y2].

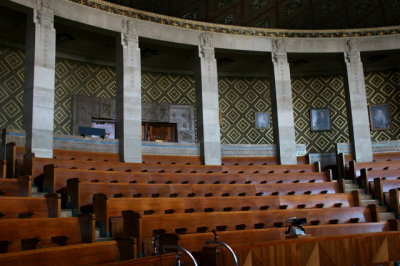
[[369, 103, 391, 131], [255, 112, 270, 129], [310, 108, 331, 131]]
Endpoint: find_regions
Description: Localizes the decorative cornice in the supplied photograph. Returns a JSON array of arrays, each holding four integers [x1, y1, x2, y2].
[[67, 0, 400, 38]]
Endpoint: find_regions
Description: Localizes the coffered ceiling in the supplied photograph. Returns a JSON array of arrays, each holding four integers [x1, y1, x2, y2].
[[105, 0, 400, 29]]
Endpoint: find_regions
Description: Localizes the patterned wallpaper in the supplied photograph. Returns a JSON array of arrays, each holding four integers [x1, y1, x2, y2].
[[218, 77, 273, 144], [365, 71, 400, 141], [1, 44, 399, 153], [292, 75, 350, 153], [0, 45, 24, 130]]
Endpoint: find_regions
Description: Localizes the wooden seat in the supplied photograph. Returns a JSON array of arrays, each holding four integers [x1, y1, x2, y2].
[[349, 160, 400, 180], [0, 193, 60, 219], [142, 155, 202, 165], [167, 221, 398, 252], [359, 168, 400, 193], [43, 164, 331, 194], [0, 176, 32, 196], [94, 192, 360, 236], [389, 188, 400, 219], [24, 154, 222, 179], [67, 179, 341, 213], [0, 239, 137, 266], [0, 214, 95, 252], [221, 162, 320, 173], [373, 177, 400, 206], [123, 205, 379, 256], [221, 156, 280, 165]]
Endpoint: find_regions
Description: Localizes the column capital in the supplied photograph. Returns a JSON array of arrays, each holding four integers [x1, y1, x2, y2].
[[344, 39, 362, 63], [121, 20, 138, 47], [271, 39, 288, 63], [34, 0, 54, 29], [198, 33, 215, 59]]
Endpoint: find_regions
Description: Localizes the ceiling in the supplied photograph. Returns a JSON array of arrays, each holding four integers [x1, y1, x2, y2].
[[0, 2, 399, 77], [105, 0, 400, 30]]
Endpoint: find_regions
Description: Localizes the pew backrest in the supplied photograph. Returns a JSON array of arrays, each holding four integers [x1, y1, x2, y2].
[[359, 168, 400, 193], [374, 178, 400, 205], [0, 214, 95, 252], [43, 165, 331, 193], [0, 193, 60, 219], [0, 176, 32, 196], [94, 192, 359, 236], [123, 206, 378, 255], [349, 160, 400, 180], [67, 179, 341, 212]]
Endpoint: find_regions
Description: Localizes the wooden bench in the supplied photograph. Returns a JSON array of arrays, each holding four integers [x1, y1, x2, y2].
[[163, 221, 398, 252], [0, 214, 95, 252], [43, 164, 331, 193], [373, 152, 400, 162], [221, 156, 279, 165], [0, 193, 60, 219], [24, 153, 223, 179], [94, 192, 360, 237], [349, 160, 400, 180], [0, 239, 137, 266], [389, 188, 400, 219], [359, 168, 400, 193], [337, 153, 353, 179], [0, 176, 32, 196], [142, 155, 202, 165], [221, 162, 320, 173], [373, 177, 400, 206], [5, 142, 25, 178], [25, 153, 320, 181], [53, 149, 120, 162], [215, 230, 400, 266], [122, 205, 378, 256], [67, 179, 341, 213], [338, 152, 400, 180]]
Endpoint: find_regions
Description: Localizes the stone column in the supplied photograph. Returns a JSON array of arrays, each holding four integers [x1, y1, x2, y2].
[[24, 0, 55, 158], [116, 20, 142, 163], [344, 39, 373, 162], [195, 33, 222, 165], [270, 39, 297, 165]]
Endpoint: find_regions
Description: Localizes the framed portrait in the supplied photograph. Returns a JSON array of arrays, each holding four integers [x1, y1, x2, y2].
[[310, 108, 331, 131], [255, 112, 270, 129], [369, 103, 391, 131]]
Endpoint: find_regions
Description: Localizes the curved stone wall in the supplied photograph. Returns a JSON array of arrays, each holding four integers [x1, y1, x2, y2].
[[9, 0, 400, 53], [3, 0, 400, 162]]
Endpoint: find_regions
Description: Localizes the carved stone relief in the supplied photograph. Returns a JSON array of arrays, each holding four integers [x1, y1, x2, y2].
[[142, 103, 157, 121], [99, 98, 116, 119], [157, 103, 170, 122], [73, 95, 100, 134], [73, 96, 195, 143], [170, 105, 195, 143]]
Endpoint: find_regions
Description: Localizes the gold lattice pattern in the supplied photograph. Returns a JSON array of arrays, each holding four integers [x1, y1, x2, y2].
[[0, 45, 24, 130], [1, 44, 399, 149], [292, 75, 350, 153], [365, 71, 400, 141], [141, 72, 196, 105], [218, 77, 273, 144]]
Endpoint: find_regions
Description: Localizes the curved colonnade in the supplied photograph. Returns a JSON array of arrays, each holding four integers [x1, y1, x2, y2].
[[5, 0, 400, 164]]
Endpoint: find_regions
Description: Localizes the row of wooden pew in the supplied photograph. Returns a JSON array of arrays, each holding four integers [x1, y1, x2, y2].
[[2, 146, 400, 265]]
